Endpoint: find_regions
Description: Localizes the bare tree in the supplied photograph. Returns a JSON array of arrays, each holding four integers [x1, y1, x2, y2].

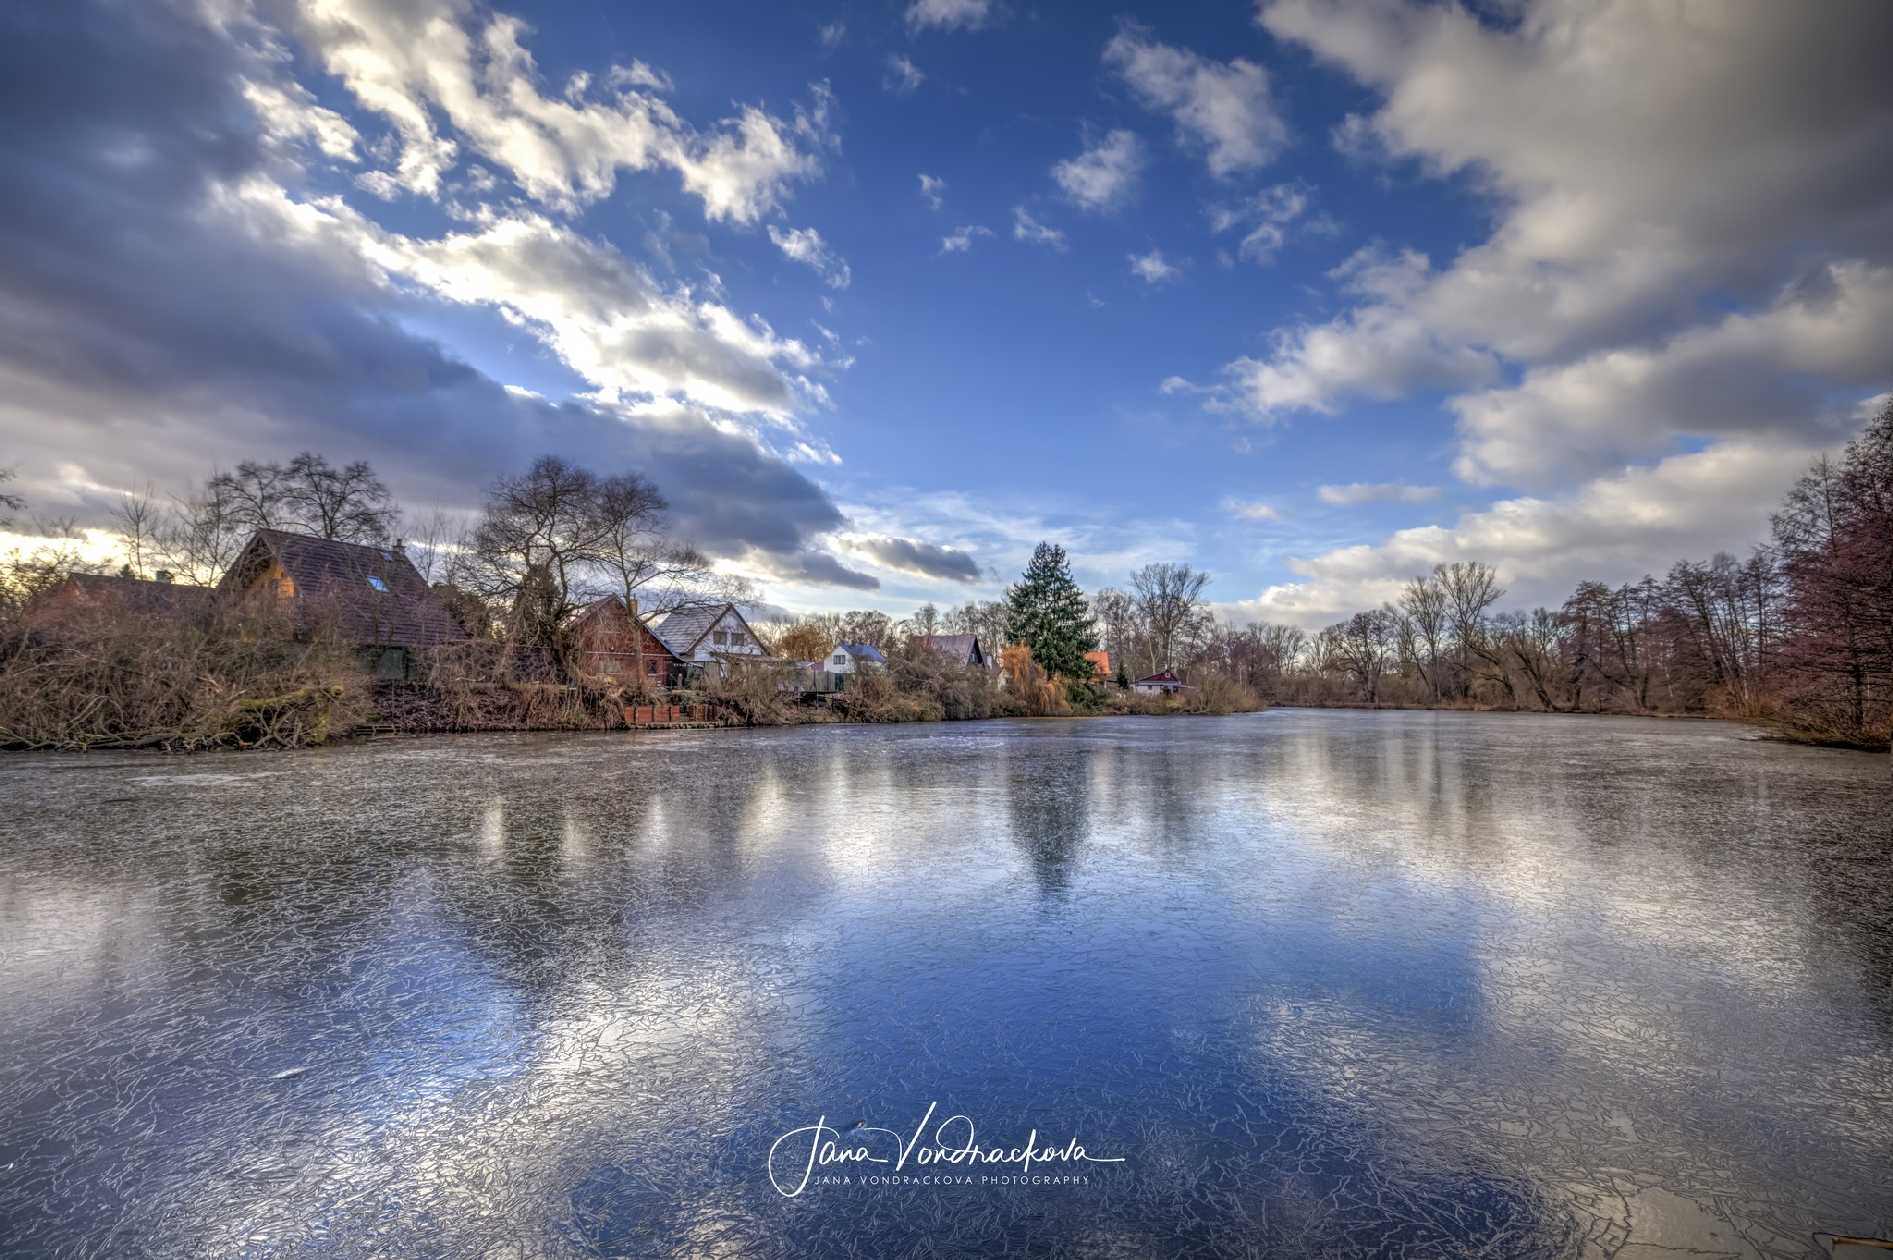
[[1397, 571, 1450, 701], [282, 452, 398, 543], [1129, 562, 1210, 674], [1437, 561, 1514, 703], [403, 509, 463, 584], [469, 456, 617, 655], [159, 481, 248, 586], [207, 460, 296, 534], [1499, 608, 1575, 712], [903, 602, 943, 640], [0, 468, 22, 526], [591, 472, 748, 616], [1090, 587, 1134, 673], [205, 453, 398, 544], [111, 487, 162, 580], [1255, 622, 1307, 694], [1328, 610, 1395, 706], [944, 599, 1010, 655]]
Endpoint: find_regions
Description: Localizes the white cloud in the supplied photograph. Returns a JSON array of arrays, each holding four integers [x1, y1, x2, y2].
[[883, 53, 926, 94], [1238, 0, 1893, 421], [767, 224, 852, 289], [1128, 248, 1181, 285], [1229, 312, 1497, 416], [1053, 130, 1143, 212], [818, 19, 846, 48], [905, 0, 995, 33], [940, 224, 993, 254], [1208, 183, 1311, 265], [1103, 24, 1287, 177], [241, 79, 361, 162], [1452, 261, 1893, 487], [918, 173, 946, 210], [1316, 482, 1440, 506], [232, 184, 837, 426], [1222, 497, 1283, 522], [1011, 206, 1065, 250], [292, 0, 831, 221], [1245, 438, 1822, 627]]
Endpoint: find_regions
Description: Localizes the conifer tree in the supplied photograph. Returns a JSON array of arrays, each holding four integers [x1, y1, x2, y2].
[[1004, 541, 1099, 679]]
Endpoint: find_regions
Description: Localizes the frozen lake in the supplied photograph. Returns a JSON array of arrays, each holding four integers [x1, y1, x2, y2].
[[1, 712, 1888, 1257]]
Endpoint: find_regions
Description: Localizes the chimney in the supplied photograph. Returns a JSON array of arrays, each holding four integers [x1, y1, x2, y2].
[[155, 570, 173, 584], [394, 538, 406, 552]]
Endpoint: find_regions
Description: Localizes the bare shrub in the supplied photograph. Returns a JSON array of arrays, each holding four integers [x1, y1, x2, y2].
[[0, 594, 371, 750], [1001, 644, 1068, 716], [830, 667, 943, 723], [701, 664, 800, 726], [389, 638, 615, 731]]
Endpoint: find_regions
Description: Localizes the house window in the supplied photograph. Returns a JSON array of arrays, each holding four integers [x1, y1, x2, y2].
[[366, 575, 388, 592], [646, 659, 659, 675], [712, 630, 727, 645], [729, 632, 747, 647], [833, 653, 847, 666]]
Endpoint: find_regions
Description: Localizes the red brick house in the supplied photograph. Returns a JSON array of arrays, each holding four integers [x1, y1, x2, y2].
[[567, 595, 683, 687]]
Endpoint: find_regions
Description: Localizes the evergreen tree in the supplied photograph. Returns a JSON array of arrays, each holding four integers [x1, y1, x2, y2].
[[1004, 542, 1099, 679]]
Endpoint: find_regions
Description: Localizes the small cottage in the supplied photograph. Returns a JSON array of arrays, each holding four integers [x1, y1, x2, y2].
[[911, 634, 987, 668], [646, 602, 770, 679], [567, 595, 683, 687], [825, 642, 886, 675], [1084, 649, 1113, 681], [217, 529, 461, 678], [1131, 670, 1185, 695]]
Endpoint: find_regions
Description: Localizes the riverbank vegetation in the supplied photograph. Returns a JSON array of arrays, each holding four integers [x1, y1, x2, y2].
[[1, 399, 1883, 751], [0, 461, 1260, 749], [1219, 403, 1891, 751]]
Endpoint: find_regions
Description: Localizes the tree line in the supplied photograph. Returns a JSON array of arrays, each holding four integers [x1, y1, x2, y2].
[[3, 396, 1887, 748], [1238, 401, 1891, 749]]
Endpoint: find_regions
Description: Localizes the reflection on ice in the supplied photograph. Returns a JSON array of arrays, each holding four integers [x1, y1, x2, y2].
[[0, 713, 1887, 1257]]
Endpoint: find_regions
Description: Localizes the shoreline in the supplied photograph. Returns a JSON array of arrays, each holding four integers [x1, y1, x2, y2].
[[1274, 702, 1890, 754], [8, 701, 1884, 757]]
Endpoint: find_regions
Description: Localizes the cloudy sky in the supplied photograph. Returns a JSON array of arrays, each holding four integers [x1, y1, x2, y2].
[[3, 0, 1891, 624]]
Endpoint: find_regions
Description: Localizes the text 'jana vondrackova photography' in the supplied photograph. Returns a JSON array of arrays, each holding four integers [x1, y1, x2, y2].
[[0, 1, 1890, 1257]]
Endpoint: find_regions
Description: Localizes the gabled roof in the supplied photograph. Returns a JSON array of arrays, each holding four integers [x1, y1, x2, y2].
[[219, 528, 461, 648], [912, 633, 984, 665], [833, 642, 886, 663], [63, 572, 216, 617], [1084, 649, 1112, 678], [568, 595, 682, 661], [1134, 670, 1183, 685], [645, 601, 764, 657]]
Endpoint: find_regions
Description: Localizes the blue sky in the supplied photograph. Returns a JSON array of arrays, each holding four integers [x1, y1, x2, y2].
[[4, 0, 1891, 623]]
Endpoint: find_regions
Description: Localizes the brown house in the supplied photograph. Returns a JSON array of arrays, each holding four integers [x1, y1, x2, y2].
[[49, 571, 216, 621], [567, 595, 683, 686], [912, 633, 988, 668], [218, 529, 461, 678]]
